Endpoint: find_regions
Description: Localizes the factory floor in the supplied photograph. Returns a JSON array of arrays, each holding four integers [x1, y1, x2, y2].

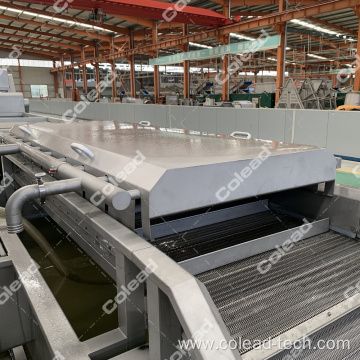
[[336, 160, 360, 188]]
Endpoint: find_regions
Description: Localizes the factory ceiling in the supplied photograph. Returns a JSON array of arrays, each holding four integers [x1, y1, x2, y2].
[[0, 0, 357, 71]]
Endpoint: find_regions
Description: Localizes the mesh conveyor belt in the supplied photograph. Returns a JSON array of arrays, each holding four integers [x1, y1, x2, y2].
[[270, 306, 360, 360], [196, 231, 360, 355], [152, 211, 303, 262]]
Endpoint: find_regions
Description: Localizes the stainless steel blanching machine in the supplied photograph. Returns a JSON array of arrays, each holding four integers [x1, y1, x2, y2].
[[0, 70, 47, 130], [0, 120, 359, 360]]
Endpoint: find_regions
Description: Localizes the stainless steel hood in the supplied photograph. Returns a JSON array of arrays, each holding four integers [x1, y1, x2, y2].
[[9, 121, 336, 224]]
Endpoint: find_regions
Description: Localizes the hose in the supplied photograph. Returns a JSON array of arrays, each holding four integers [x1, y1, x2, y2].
[[0, 208, 110, 284]]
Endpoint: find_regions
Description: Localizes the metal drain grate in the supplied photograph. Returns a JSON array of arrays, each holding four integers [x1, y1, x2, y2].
[[152, 211, 303, 262], [197, 231, 360, 355]]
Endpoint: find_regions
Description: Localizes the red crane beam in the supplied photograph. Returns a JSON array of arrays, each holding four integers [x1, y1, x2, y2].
[[19, 0, 230, 27]]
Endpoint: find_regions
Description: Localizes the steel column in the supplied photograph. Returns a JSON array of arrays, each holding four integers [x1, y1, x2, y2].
[[111, 60, 117, 102], [221, 3, 231, 101], [353, 6, 360, 91], [152, 24, 160, 104], [53, 61, 58, 97], [275, 0, 287, 103], [81, 47, 88, 94], [333, 50, 339, 87], [61, 56, 67, 99], [183, 24, 190, 99], [17, 58, 23, 95], [70, 52, 76, 96], [222, 54, 229, 101], [218, 34, 230, 101], [94, 42, 101, 99], [110, 37, 117, 102], [128, 30, 136, 98]]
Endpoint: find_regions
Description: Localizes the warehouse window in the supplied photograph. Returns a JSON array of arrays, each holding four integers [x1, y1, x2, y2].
[[0, 59, 54, 67], [30, 85, 49, 98]]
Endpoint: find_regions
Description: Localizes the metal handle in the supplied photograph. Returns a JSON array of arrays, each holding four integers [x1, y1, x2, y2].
[[71, 143, 95, 160], [139, 121, 151, 126], [19, 126, 37, 139], [230, 131, 252, 140], [35, 172, 46, 185]]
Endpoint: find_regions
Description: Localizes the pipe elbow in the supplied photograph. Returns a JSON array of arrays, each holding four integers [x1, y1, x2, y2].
[[5, 178, 82, 234], [6, 185, 40, 234]]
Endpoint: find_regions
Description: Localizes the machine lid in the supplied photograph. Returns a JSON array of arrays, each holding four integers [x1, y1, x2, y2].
[[10, 121, 336, 218]]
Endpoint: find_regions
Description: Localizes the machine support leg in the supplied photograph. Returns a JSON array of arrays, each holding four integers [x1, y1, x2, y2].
[[147, 280, 187, 360], [116, 253, 146, 349]]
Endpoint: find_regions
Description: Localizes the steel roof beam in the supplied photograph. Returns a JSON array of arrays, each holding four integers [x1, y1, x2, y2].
[[0, 32, 82, 51], [0, 13, 112, 42], [214, 0, 319, 5], [291, 31, 338, 48], [53, 0, 360, 71], [307, 16, 358, 36], [0, 1, 130, 35], [0, 37, 71, 54], [0, 43, 58, 58], [110, 15, 155, 28], [231, 11, 274, 16], [0, 24, 96, 46]]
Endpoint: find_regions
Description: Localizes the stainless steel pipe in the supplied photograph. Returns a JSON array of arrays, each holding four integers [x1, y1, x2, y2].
[[0, 135, 140, 211], [0, 144, 20, 155], [6, 178, 82, 234]]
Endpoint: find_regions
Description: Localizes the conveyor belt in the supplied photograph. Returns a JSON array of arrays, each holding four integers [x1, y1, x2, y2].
[[270, 306, 360, 360], [152, 211, 303, 262], [271, 309, 360, 360], [196, 231, 360, 355]]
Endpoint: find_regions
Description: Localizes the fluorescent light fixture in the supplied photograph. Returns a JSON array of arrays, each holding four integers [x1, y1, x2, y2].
[[307, 53, 327, 60], [4, 8, 22, 13], [0, 5, 113, 32], [230, 33, 254, 41], [189, 42, 212, 49], [267, 57, 290, 64], [290, 19, 338, 35]]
